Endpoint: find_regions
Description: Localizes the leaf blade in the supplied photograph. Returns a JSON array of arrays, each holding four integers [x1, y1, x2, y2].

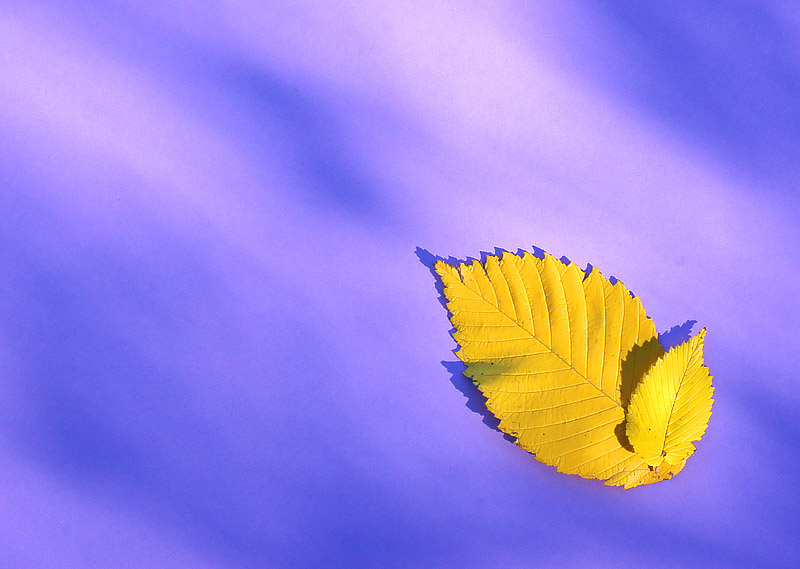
[[435, 251, 668, 488], [625, 328, 714, 467]]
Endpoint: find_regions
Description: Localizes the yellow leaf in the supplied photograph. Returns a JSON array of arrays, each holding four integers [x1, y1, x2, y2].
[[626, 328, 714, 470], [434, 250, 711, 488]]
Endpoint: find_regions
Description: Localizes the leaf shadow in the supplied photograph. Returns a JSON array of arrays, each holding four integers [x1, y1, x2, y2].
[[417, 246, 701, 451], [659, 319, 697, 351], [441, 360, 513, 440], [414, 245, 547, 311], [616, 337, 664, 452], [614, 319, 696, 450], [415, 246, 596, 442], [416, 246, 528, 441]]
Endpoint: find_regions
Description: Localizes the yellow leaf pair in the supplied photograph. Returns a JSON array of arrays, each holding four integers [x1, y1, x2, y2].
[[434, 250, 713, 488]]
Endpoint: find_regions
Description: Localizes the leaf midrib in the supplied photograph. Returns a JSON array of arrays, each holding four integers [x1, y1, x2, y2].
[[659, 342, 700, 457], [459, 280, 622, 410]]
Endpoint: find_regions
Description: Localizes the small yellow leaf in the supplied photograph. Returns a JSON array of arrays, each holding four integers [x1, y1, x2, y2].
[[626, 328, 714, 469], [434, 250, 691, 488]]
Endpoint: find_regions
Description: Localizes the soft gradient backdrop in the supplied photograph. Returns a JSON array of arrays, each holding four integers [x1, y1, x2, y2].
[[2, 2, 799, 568]]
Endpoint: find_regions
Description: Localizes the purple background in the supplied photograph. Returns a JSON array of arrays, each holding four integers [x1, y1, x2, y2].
[[2, 2, 799, 567]]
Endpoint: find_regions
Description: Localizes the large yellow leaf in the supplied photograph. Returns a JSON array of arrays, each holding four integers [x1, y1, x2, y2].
[[434, 250, 710, 488], [626, 328, 714, 471]]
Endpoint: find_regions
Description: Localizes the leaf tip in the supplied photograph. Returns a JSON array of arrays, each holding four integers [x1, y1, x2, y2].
[[434, 258, 460, 281], [433, 258, 449, 272]]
